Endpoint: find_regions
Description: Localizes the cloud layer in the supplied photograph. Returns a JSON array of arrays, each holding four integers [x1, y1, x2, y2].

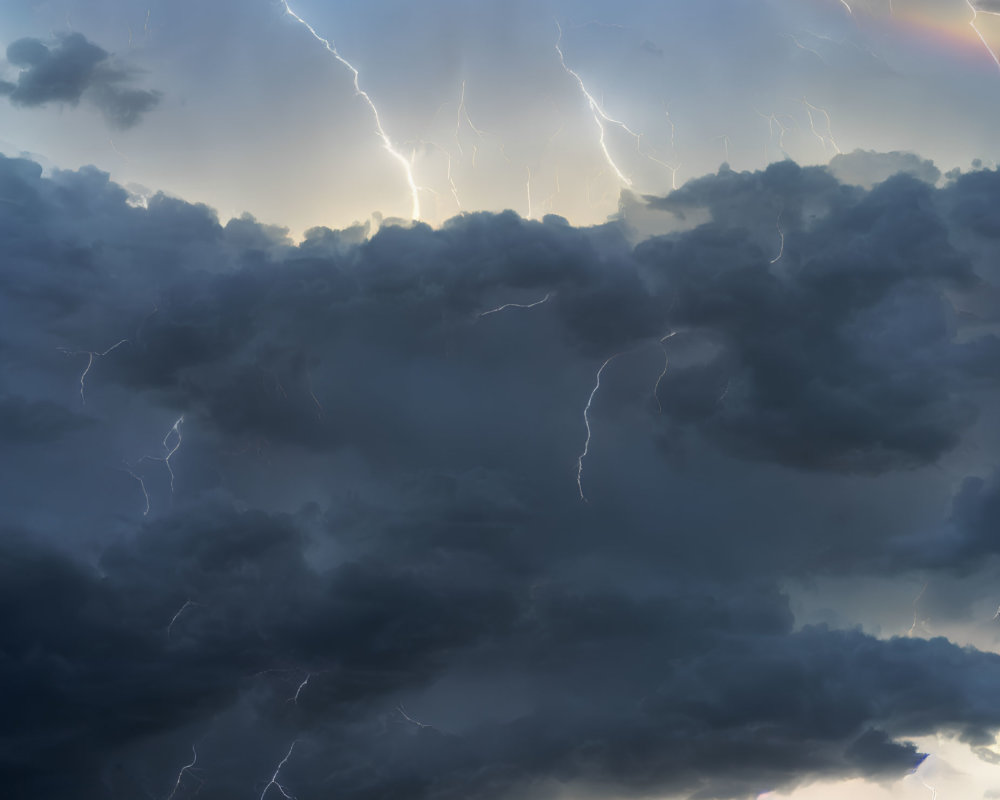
[[2, 153, 1000, 799]]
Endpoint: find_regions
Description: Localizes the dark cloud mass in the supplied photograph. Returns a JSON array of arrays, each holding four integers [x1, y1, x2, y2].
[[2, 152, 1000, 799], [0, 33, 160, 128]]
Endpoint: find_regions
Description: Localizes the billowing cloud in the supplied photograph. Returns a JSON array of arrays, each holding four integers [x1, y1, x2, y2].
[[0, 33, 160, 128], [2, 152, 1000, 799]]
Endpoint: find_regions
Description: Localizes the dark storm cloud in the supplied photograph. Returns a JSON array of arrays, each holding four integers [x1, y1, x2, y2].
[[2, 153, 1000, 799], [0, 33, 160, 128], [642, 163, 976, 472], [890, 468, 1000, 574]]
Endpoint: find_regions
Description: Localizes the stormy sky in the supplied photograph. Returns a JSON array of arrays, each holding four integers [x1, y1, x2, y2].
[[3, 1, 1000, 799]]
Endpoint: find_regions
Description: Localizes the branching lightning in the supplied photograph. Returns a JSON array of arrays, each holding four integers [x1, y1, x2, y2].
[[259, 741, 297, 800], [801, 98, 841, 156], [59, 339, 129, 406], [756, 110, 793, 161], [280, 1, 421, 219], [122, 461, 151, 516], [967, 1, 1000, 73], [555, 22, 635, 187], [478, 292, 553, 318], [166, 745, 202, 800], [916, 775, 938, 800], [455, 80, 488, 167], [161, 416, 184, 495], [577, 355, 619, 502]]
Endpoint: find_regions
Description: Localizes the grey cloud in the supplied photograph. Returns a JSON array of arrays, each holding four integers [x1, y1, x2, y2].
[[2, 152, 1000, 799], [829, 149, 942, 190], [0, 33, 161, 129]]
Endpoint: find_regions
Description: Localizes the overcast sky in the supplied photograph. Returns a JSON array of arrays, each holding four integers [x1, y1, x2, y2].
[[4, 2, 1000, 799]]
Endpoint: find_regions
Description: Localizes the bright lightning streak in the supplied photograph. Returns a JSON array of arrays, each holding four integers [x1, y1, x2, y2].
[[770, 213, 785, 264], [59, 339, 129, 406], [162, 416, 184, 494], [555, 22, 634, 187], [577, 355, 618, 502], [455, 80, 487, 161], [478, 292, 553, 318], [259, 741, 297, 800], [801, 98, 841, 155], [653, 332, 678, 414], [917, 775, 938, 800], [166, 745, 200, 800], [167, 599, 198, 639], [291, 673, 311, 705], [967, 1, 1000, 73], [279, 2, 421, 219]]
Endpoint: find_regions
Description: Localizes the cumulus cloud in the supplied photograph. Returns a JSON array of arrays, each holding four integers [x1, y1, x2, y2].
[[0, 33, 160, 128], [828, 149, 942, 189], [2, 153, 1000, 798]]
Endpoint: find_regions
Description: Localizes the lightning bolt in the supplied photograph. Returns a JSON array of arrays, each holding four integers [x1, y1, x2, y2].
[[770, 212, 785, 265], [166, 744, 202, 800], [555, 22, 635, 187], [801, 98, 841, 156], [121, 461, 151, 516], [789, 34, 827, 65], [907, 582, 929, 637], [59, 339, 129, 406], [455, 80, 488, 166], [664, 108, 677, 152], [714, 134, 732, 163], [967, 1, 1000, 73], [653, 331, 678, 414], [305, 371, 325, 420], [259, 741, 297, 800], [161, 416, 184, 495], [167, 599, 199, 639], [478, 292, 553, 318], [756, 110, 793, 161], [577, 355, 619, 502], [290, 673, 310, 705], [397, 704, 433, 729], [279, 2, 421, 219]]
